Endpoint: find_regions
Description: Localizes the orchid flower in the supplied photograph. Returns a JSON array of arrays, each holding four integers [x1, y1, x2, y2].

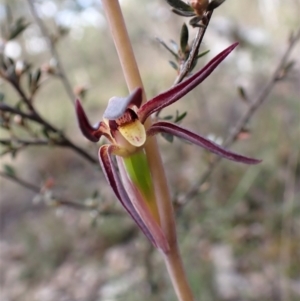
[[76, 43, 261, 253]]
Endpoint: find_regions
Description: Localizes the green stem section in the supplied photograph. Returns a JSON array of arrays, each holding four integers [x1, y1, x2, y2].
[[101, 1, 194, 301]]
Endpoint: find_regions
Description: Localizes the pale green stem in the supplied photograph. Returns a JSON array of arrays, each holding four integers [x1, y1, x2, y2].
[[101, 1, 194, 300]]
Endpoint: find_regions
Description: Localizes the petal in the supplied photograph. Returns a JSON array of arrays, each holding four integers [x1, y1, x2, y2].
[[138, 43, 238, 123], [99, 145, 169, 252], [103, 88, 143, 120], [118, 119, 146, 147], [147, 121, 262, 164], [76, 99, 110, 142]]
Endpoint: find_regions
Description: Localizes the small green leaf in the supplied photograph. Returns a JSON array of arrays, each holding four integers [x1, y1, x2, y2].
[[42, 128, 50, 138], [28, 72, 32, 90], [0, 92, 5, 102], [171, 8, 195, 17], [166, 0, 194, 12], [180, 23, 189, 53], [33, 68, 41, 84], [196, 49, 210, 59], [207, 0, 227, 11], [8, 17, 30, 40], [156, 37, 178, 59], [57, 26, 70, 37], [3, 164, 16, 177], [162, 115, 174, 120], [161, 132, 174, 143], [189, 50, 210, 72], [92, 190, 99, 199], [238, 86, 248, 102], [189, 16, 204, 28], [169, 60, 179, 71], [16, 100, 23, 110], [175, 110, 187, 123]]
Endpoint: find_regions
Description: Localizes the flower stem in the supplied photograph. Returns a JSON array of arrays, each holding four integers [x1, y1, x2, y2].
[[101, 1, 194, 300]]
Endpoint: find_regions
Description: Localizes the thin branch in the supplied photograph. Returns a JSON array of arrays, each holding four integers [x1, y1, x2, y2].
[[0, 102, 41, 122], [0, 171, 120, 213], [26, 0, 76, 104], [0, 171, 40, 192], [179, 28, 300, 207], [0, 138, 50, 146], [174, 11, 213, 85], [0, 98, 98, 164], [7, 79, 62, 132]]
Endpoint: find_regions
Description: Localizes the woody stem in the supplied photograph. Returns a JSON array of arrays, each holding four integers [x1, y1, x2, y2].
[[101, 1, 194, 301]]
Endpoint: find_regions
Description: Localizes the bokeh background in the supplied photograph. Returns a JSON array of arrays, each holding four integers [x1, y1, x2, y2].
[[0, 0, 300, 300]]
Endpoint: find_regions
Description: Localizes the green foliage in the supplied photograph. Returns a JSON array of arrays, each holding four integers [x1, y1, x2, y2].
[[3, 164, 16, 177], [165, 0, 194, 12], [8, 17, 30, 40]]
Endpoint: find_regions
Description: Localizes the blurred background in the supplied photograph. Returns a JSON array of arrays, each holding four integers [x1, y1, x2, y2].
[[0, 0, 299, 300]]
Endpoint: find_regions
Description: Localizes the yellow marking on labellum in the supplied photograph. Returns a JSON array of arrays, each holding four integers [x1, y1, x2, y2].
[[118, 119, 146, 147]]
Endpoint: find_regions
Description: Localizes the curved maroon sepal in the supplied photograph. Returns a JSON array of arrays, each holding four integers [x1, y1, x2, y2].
[[99, 145, 169, 252], [103, 87, 143, 120], [76, 99, 107, 142], [138, 43, 238, 123], [148, 121, 261, 164]]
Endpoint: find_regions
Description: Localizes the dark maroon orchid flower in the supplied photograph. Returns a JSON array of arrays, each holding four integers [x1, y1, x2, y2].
[[76, 43, 261, 252]]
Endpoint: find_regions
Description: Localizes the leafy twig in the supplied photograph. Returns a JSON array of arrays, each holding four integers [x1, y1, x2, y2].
[[179, 28, 300, 207], [174, 11, 213, 85], [26, 0, 76, 104], [0, 85, 98, 164]]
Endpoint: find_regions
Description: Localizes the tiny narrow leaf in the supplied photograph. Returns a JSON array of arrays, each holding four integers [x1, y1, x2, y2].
[[156, 37, 179, 59], [196, 49, 210, 59], [238, 86, 249, 103], [180, 23, 189, 53], [169, 60, 179, 71], [171, 8, 195, 17], [207, 0, 227, 11], [161, 132, 174, 143], [175, 110, 187, 123], [3, 164, 16, 177], [166, 0, 194, 12]]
